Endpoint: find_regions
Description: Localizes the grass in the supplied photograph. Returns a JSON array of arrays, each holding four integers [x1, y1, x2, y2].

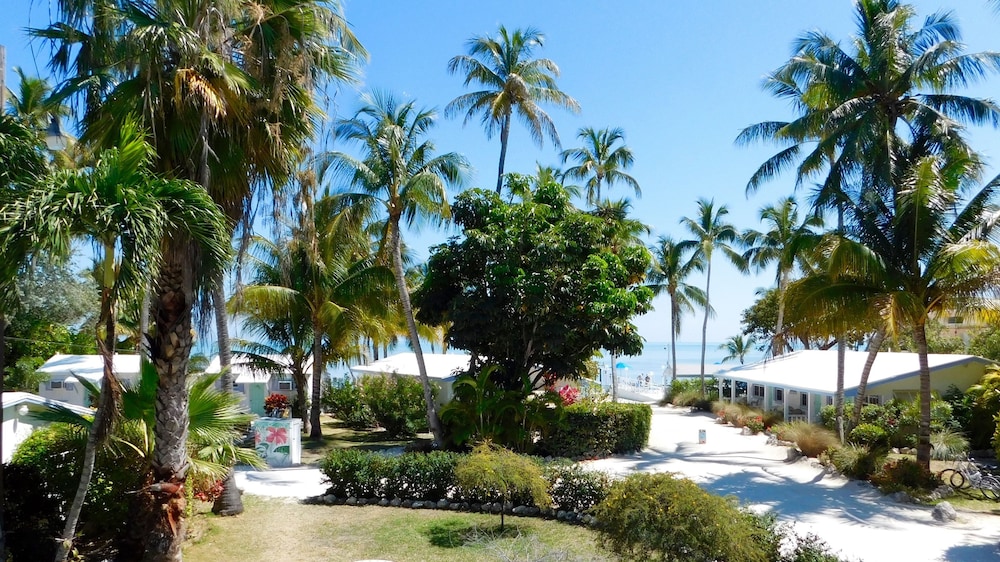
[[184, 496, 611, 562], [297, 415, 432, 465]]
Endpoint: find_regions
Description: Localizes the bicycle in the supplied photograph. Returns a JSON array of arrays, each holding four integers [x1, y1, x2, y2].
[[938, 455, 1000, 501]]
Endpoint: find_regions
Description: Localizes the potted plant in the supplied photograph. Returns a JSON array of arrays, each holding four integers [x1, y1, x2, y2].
[[264, 393, 291, 418]]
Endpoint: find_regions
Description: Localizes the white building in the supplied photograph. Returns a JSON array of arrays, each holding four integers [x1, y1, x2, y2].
[[716, 350, 992, 423], [36, 354, 142, 407], [205, 354, 313, 416], [3, 392, 93, 462], [350, 352, 471, 407]]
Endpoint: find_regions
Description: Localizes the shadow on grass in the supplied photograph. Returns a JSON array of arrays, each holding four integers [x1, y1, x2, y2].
[[423, 518, 523, 549]]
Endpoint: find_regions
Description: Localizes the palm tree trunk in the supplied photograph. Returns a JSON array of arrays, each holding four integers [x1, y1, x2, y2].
[[145, 243, 195, 562], [389, 221, 443, 444], [669, 296, 678, 382], [610, 353, 618, 402], [210, 280, 244, 516], [139, 288, 150, 359], [852, 327, 886, 424], [774, 269, 788, 356], [699, 259, 712, 397], [836, 339, 846, 442], [309, 320, 324, 441], [296, 370, 309, 433], [913, 321, 933, 469], [0, 315, 6, 560], [496, 112, 511, 194]]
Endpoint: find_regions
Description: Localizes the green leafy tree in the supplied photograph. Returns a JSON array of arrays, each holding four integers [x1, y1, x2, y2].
[[561, 126, 640, 206], [454, 442, 551, 530], [719, 335, 756, 365], [647, 236, 706, 382], [414, 181, 653, 392], [446, 25, 579, 193]]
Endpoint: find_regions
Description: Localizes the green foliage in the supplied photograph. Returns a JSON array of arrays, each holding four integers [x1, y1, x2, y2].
[[538, 402, 651, 458], [668, 377, 718, 407], [953, 371, 1000, 450], [455, 443, 552, 528], [322, 376, 375, 429], [3, 462, 63, 561], [414, 184, 653, 390], [771, 422, 838, 458], [930, 429, 969, 460], [360, 374, 432, 437], [743, 415, 765, 434], [320, 448, 398, 498], [849, 423, 889, 448], [825, 444, 886, 479], [870, 458, 940, 493], [543, 463, 613, 513], [388, 451, 462, 501], [593, 472, 776, 562], [967, 324, 1000, 361]]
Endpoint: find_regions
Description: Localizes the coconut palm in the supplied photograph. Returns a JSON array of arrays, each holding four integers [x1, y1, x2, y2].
[[4, 68, 70, 131], [332, 91, 469, 445], [647, 236, 706, 382], [0, 120, 230, 562], [742, 197, 823, 356], [561, 126, 640, 206], [719, 334, 756, 365], [679, 199, 746, 396], [446, 25, 579, 193]]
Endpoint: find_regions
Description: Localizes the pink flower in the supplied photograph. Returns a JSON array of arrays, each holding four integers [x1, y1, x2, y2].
[[265, 426, 288, 445], [558, 385, 580, 406]]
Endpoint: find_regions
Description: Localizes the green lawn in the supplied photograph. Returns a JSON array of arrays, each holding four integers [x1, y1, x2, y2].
[[184, 497, 613, 562], [298, 415, 433, 465]]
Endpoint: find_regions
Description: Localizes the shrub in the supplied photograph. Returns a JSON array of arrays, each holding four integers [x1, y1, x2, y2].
[[387, 451, 460, 501], [322, 377, 375, 429], [930, 429, 969, 460], [539, 402, 651, 458], [826, 444, 886, 479], [455, 443, 551, 529], [593, 473, 776, 562], [849, 423, 888, 448], [360, 374, 431, 437], [264, 392, 290, 414], [670, 388, 702, 407], [871, 458, 940, 493], [543, 463, 612, 512], [557, 384, 580, 405], [4, 463, 62, 561], [761, 409, 784, 430], [320, 448, 391, 498], [743, 415, 765, 434], [772, 421, 838, 457]]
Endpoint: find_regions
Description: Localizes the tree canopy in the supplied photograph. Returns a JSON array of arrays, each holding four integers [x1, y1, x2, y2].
[[414, 178, 652, 389]]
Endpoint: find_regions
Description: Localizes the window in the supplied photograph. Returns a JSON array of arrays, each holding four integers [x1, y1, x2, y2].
[[50, 380, 63, 390], [752, 385, 765, 398], [774, 389, 784, 402], [800, 393, 809, 407], [826, 396, 833, 406], [278, 380, 293, 391], [947, 316, 963, 325], [865, 394, 882, 406], [233, 383, 243, 393]]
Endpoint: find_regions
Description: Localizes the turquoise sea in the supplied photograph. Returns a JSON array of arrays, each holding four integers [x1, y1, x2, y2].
[[600, 341, 764, 386]]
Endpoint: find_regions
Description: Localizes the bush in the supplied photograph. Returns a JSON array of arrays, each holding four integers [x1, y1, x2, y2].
[[264, 392, 290, 413], [670, 388, 702, 407], [714, 401, 751, 426], [455, 443, 551, 529], [539, 402, 651, 458], [871, 458, 940, 493], [771, 421, 838, 457], [743, 415, 765, 434], [360, 374, 431, 437], [319, 448, 393, 498], [826, 444, 886, 479], [387, 451, 461, 501], [849, 423, 889, 448], [543, 463, 612, 512], [322, 376, 375, 429], [4, 463, 62, 561], [593, 472, 776, 562], [930, 429, 969, 460]]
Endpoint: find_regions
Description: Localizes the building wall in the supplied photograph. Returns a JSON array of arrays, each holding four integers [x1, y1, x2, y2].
[[37, 381, 89, 407], [3, 406, 41, 462], [865, 361, 988, 403]]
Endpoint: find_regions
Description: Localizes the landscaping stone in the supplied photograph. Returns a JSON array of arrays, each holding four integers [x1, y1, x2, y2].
[[322, 494, 337, 505], [888, 491, 916, 504], [512, 505, 527, 515], [411, 501, 424, 508], [346, 497, 358, 506], [437, 499, 449, 509], [401, 499, 413, 508], [378, 498, 390, 506], [556, 510, 567, 521], [357, 498, 367, 506], [526, 506, 540, 516], [449, 502, 462, 511], [929, 485, 954, 501], [933, 501, 958, 522], [390, 498, 401, 507]]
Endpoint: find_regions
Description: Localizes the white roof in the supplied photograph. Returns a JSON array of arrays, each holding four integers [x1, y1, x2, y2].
[[3, 391, 92, 416], [205, 354, 311, 384], [717, 350, 992, 395], [37, 354, 141, 382], [350, 352, 470, 381]]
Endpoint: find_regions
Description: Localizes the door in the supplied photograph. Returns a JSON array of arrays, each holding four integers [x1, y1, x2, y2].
[[249, 383, 267, 416]]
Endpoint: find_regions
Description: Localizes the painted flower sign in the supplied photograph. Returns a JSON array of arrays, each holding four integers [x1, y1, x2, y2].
[[252, 418, 301, 467]]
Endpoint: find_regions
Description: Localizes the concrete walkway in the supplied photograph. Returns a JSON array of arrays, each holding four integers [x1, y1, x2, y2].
[[235, 405, 1000, 561]]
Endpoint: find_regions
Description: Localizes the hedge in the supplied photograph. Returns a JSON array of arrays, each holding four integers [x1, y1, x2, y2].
[[538, 402, 652, 458], [319, 449, 613, 512]]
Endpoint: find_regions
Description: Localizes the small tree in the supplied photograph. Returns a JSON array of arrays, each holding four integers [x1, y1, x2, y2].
[[454, 443, 551, 530]]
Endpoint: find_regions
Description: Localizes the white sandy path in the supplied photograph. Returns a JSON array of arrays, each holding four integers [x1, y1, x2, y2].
[[583, 405, 1000, 562]]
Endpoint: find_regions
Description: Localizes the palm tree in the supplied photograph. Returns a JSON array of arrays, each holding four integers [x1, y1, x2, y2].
[[561, 126, 640, 206], [0, 121, 230, 562], [679, 199, 746, 396], [446, 25, 579, 193], [719, 335, 756, 364], [742, 197, 823, 356], [647, 236, 706, 382], [4, 68, 70, 130], [331, 91, 470, 445]]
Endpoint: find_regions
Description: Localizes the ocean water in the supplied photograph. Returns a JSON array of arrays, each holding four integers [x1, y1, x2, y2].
[[599, 341, 764, 386]]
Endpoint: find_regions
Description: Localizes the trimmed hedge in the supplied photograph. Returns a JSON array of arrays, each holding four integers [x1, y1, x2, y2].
[[538, 402, 652, 458]]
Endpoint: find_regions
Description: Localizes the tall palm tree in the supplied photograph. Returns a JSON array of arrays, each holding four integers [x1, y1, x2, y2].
[[742, 197, 823, 356], [719, 334, 756, 365], [0, 121, 230, 562], [4, 68, 70, 130], [647, 236, 706, 382], [446, 25, 579, 193], [331, 91, 470, 445], [561, 126, 640, 206], [679, 199, 746, 396]]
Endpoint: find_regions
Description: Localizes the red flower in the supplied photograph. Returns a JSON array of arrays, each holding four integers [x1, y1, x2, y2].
[[265, 426, 288, 445]]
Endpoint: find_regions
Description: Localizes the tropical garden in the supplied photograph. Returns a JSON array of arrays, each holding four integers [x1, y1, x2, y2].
[[2, 0, 1000, 560]]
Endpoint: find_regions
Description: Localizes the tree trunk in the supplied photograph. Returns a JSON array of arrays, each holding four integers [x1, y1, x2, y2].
[[144, 243, 195, 562], [0, 315, 5, 560], [699, 259, 713, 397], [389, 221, 443, 444], [773, 269, 788, 357], [309, 320, 324, 441], [610, 353, 618, 402], [296, 370, 309, 433], [835, 339, 846, 443], [852, 327, 886, 424], [210, 280, 244, 517], [669, 294, 678, 382], [139, 288, 150, 360], [495, 112, 511, 194], [913, 321, 933, 469]]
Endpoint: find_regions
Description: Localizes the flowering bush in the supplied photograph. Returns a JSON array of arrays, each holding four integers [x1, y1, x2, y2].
[[193, 478, 225, 502], [558, 385, 580, 406], [744, 415, 764, 434], [264, 393, 290, 413]]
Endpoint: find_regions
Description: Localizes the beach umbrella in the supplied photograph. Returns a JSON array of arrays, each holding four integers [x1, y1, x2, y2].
[[615, 361, 630, 369]]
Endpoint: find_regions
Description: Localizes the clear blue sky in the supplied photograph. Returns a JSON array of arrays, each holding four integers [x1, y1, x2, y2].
[[5, 1, 1000, 345]]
